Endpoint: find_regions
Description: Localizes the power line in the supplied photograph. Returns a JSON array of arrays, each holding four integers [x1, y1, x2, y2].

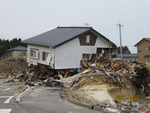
[[117, 23, 124, 60]]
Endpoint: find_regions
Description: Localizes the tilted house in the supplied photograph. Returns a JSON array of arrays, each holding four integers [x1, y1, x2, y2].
[[135, 38, 150, 62], [22, 27, 116, 69]]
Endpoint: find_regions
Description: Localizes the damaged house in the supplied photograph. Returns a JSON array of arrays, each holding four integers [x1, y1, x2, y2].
[[22, 27, 116, 69]]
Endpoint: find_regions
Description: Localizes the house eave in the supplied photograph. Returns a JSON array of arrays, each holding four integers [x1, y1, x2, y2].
[[22, 27, 116, 49], [22, 41, 54, 49], [134, 38, 150, 47]]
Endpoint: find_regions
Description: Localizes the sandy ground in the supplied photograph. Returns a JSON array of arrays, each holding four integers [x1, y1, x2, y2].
[[81, 85, 117, 107]]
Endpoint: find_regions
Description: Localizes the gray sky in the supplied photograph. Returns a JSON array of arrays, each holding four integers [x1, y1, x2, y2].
[[0, 0, 150, 53]]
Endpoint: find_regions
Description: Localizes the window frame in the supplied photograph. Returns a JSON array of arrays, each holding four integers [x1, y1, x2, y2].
[[86, 35, 90, 43], [138, 50, 141, 53], [42, 51, 49, 61], [30, 48, 38, 59], [82, 53, 92, 60], [146, 47, 150, 51]]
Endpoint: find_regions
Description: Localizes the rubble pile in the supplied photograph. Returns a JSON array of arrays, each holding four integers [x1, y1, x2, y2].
[[0, 73, 8, 79], [62, 59, 150, 113], [81, 59, 143, 74], [1, 57, 150, 112], [1, 64, 78, 87]]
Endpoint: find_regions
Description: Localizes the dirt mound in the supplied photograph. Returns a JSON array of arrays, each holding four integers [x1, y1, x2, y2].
[[0, 61, 27, 73], [0, 62, 11, 73]]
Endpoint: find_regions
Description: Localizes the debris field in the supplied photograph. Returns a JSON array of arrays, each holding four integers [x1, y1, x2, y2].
[[0, 58, 150, 113]]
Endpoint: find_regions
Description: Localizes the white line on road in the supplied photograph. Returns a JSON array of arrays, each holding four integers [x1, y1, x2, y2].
[[2, 88, 11, 92], [4, 96, 14, 104], [0, 109, 12, 113], [3, 93, 18, 104], [0, 96, 11, 98]]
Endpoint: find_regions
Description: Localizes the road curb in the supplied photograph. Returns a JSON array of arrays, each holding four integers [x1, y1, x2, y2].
[[60, 92, 93, 110], [16, 86, 35, 102], [61, 95, 114, 113]]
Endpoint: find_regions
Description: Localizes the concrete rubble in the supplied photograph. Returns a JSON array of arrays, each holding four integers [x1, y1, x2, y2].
[[0, 57, 150, 112]]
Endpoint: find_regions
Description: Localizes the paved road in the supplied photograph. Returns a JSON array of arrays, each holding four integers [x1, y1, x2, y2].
[[12, 86, 101, 113], [0, 78, 19, 113], [0, 79, 102, 113]]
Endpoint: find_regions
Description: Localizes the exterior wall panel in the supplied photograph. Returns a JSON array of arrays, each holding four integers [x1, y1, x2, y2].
[[55, 36, 109, 69], [1, 51, 26, 61], [26, 35, 110, 69], [137, 42, 150, 62], [27, 45, 55, 66]]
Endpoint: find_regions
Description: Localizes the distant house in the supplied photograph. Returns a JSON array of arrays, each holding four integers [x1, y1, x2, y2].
[[2, 46, 27, 61], [22, 26, 116, 69], [135, 38, 150, 62]]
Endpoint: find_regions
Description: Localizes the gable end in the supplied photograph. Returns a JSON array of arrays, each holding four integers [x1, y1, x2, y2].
[[54, 29, 110, 48], [79, 32, 97, 46]]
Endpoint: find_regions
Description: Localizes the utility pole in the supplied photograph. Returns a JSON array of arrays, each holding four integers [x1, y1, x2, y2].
[[117, 23, 124, 60], [84, 23, 90, 27]]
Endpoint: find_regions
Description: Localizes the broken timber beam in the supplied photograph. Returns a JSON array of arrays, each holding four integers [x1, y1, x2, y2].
[[60, 69, 90, 84]]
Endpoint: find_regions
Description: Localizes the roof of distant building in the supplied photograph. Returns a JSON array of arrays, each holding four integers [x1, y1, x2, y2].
[[7, 46, 27, 52], [135, 38, 150, 46]]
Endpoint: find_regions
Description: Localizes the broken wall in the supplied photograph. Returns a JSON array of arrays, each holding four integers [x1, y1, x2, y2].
[[27, 45, 55, 67], [55, 34, 110, 69]]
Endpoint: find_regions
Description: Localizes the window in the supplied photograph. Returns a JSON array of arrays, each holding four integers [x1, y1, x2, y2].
[[97, 48, 102, 54], [30, 49, 38, 59], [42, 52, 49, 61], [138, 50, 141, 53], [146, 47, 150, 51], [24, 52, 26, 55], [86, 35, 90, 43], [90, 54, 96, 63], [82, 54, 92, 60]]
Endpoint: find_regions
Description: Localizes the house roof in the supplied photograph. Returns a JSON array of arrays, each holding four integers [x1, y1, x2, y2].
[[7, 46, 27, 52], [22, 26, 113, 48], [134, 38, 150, 46]]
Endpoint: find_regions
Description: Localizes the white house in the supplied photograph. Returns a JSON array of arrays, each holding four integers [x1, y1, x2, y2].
[[22, 26, 116, 69]]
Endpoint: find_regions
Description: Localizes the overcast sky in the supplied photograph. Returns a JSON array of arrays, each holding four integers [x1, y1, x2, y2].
[[0, 0, 150, 53]]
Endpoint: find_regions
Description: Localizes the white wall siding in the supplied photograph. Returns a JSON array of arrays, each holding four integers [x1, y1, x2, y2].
[[55, 36, 109, 69], [27, 35, 110, 69], [95, 37, 110, 48], [27, 45, 55, 66]]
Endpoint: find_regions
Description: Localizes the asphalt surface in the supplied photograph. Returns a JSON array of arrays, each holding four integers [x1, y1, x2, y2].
[[0, 79, 102, 113], [0, 78, 19, 113], [15, 86, 101, 113]]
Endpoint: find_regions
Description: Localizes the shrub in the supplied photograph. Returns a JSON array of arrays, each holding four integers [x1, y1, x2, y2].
[[134, 67, 149, 88]]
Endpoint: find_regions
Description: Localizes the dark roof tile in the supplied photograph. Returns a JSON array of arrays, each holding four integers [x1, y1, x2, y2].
[[7, 46, 27, 52], [22, 26, 112, 48]]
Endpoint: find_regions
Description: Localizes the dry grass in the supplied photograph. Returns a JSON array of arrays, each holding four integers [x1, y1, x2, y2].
[[0, 60, 27, 73]]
